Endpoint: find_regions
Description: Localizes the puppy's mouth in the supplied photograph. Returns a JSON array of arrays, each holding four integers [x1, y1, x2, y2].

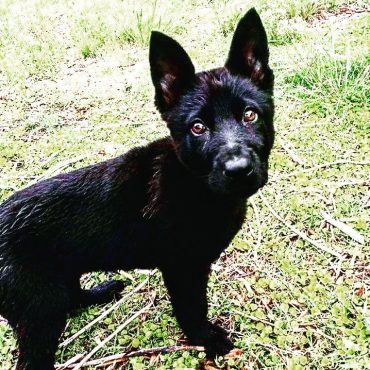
[[207, 159, 268, 197]]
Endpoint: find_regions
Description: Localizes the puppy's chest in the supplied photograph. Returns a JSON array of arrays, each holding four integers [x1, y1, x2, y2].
[[148, 197, 245, 259]]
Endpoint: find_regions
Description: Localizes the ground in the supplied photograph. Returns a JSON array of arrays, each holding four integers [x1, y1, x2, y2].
[[0, 0, 369, 369]]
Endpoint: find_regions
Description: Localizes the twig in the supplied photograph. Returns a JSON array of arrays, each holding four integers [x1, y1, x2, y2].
[[321, 211, 365, 245], [120, 344, 204, 359], [38, 154, 89, 180], [334, 179, 369, 189], [233, 310, 272, 326], [57, 354, 84, 370], [60, 274, 153, 347], [40, 150, 62, 168], [72, 298, 155, 370], [253, 341, 302, 355], [250, 198, 262, 261], [22, 154, 90, 190], [272, 160, 370, 182], [58, 345, 205, 369], [278, 140, 305, 165], [259, 192, 344, 259], [350, 246, 360, 269], [314, 328, 335, 341]]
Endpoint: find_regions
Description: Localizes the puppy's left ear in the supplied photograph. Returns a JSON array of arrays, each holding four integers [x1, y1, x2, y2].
[[150, 31, 195, 113], [225, 8, 273, 91]]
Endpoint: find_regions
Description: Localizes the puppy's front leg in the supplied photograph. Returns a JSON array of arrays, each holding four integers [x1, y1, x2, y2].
[[162, 265, 234, 357]]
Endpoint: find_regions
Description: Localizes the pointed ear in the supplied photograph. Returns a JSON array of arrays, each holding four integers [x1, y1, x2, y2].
[[225, 8, 273, 91], [149, 31, 195, 112]]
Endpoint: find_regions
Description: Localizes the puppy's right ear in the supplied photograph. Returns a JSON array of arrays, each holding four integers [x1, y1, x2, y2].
[[225, 8, 273, 91], [150, 31, 195, 113]]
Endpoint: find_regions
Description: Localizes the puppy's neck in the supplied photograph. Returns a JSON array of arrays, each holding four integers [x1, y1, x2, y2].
[[142, 138, 245, 219]]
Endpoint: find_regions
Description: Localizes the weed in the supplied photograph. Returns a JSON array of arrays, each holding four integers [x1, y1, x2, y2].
[[287, 55, 369, 116], [118, 9, 182, 47]]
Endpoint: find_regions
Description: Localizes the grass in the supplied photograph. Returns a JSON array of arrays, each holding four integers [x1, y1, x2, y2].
[[0, 0, 369, 369]]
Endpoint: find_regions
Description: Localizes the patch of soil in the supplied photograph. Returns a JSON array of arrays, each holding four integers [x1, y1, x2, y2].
[[309, 5, 368, 26]]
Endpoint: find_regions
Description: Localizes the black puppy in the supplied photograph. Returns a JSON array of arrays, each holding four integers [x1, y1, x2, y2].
[[0, 8, 274, 369]]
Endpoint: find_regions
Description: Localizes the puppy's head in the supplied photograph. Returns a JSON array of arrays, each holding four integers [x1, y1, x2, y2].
[[150, 8, 274, 197]]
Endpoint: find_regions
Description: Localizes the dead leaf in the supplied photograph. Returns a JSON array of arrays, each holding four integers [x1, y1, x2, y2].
[[354, 283, 365, 297], [224, 348, 243, 359]]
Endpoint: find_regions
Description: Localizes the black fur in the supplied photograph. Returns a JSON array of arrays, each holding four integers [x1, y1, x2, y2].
[[0, 8, 274, 369]]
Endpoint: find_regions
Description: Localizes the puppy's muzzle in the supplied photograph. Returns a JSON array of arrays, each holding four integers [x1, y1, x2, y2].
[[222, 155, 254, 179]]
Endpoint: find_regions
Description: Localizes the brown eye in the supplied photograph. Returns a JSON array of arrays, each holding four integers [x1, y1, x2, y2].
[[191, 121, 207, 136], [243, 109, 258, 124]]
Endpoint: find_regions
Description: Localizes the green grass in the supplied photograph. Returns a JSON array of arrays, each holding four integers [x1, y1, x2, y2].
[[0, 0, 369, 369]]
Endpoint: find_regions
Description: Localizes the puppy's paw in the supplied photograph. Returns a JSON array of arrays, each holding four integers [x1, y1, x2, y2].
[[93, 280, 125, 302], [189, 322, 234, 358]]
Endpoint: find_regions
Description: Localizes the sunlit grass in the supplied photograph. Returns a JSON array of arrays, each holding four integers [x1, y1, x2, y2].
[[0, 0, 369, 369]]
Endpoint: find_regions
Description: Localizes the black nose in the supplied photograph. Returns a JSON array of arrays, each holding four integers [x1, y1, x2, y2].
[[223, 157, 254, 178]]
